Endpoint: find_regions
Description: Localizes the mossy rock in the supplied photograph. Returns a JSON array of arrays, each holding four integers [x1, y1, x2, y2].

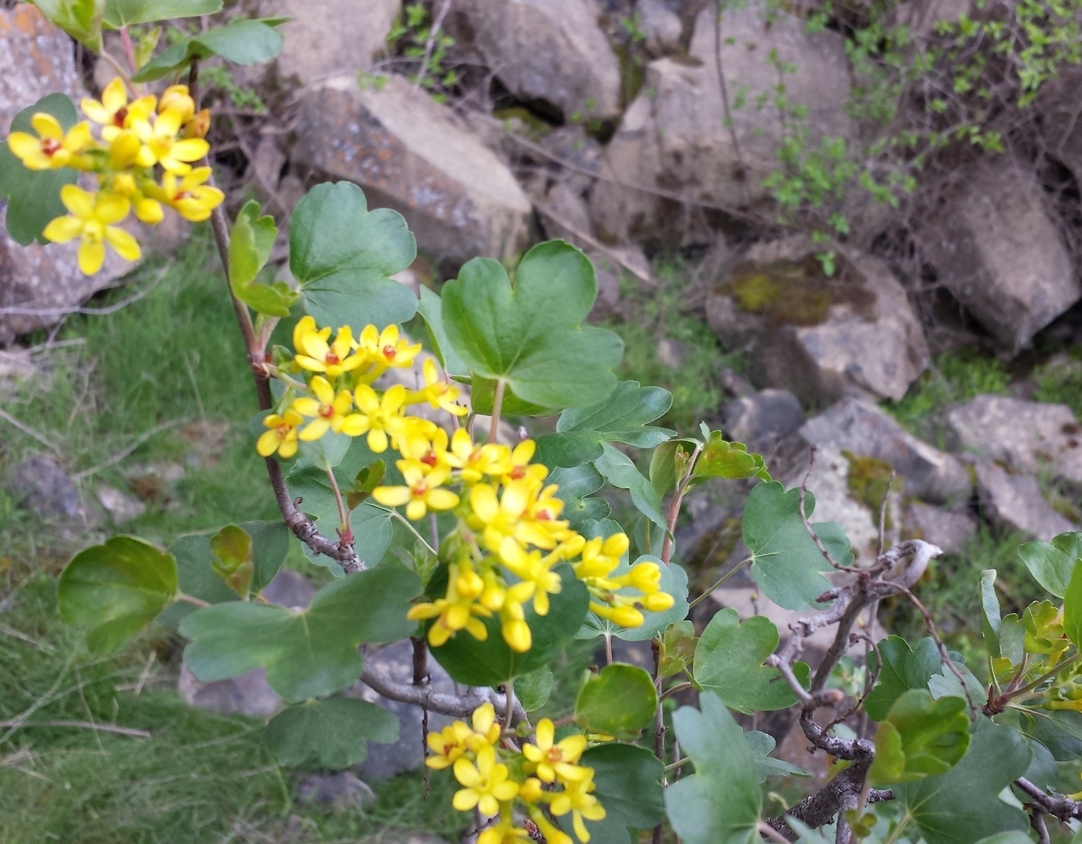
[[717, 252, 876, 327], [843, 450, 900, 530]]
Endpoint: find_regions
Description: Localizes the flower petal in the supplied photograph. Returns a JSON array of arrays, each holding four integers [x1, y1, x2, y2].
[[78, 237, 105, 275], [104, 225, 141, 262], [170, 138, 209, 162], [42, 216, 83, 243], [60, 184, 94, 219], [31, 113, 62, 139]]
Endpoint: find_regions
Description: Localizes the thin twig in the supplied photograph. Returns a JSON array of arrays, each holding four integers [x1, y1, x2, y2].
[[415, 0, 454, 92], [0, 719, 150, 739], [72, 419, 186, 481], [361, 664, 526, 722], [0, 406, 60, 452]]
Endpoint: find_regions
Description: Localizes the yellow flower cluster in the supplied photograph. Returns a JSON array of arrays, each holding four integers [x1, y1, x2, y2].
[[262, 318, 674, 654], [426, 705, 606, 844], [6, 78, 223, 274]]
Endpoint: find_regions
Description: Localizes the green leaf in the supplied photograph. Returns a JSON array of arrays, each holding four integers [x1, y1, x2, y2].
[[594, 443, 666, 531], [1019, 532, 1082, 598], [441, 241, 623, 408], [132, 18, 283, 81], [417, 286, 467, 378], [743, 481, 852, 611], [263, 697, 399, 769], [658, 620, 697, 680], [536, 382, 674, 468], [581, 743, 665, 830], [103, 0, 221, 27], [427, 564, 589, 686], [745, 731, 808, 782], [0, 94, 78, 245], [58, 536, 177, 654], [210, 524, 254, 598], [514, 667, 553, 712], [551, 464, 610, 530], [665, 692, 762, 844], [898, 718, 1030, 844], [31, 0, 104, 52], [865, 636, 943, 721], [980, 569, 1001, 657], [469, 376, 556, 417], [227, 201, 296, 316], [290, 182, 418, 331], [180, 564, 420, 703], [1023, 708, 1082, 761], [574, 663, 658, 739], [867, 691, 970, 784], [693, 609, 808, 713], [649, 439, 697, 498], [691, 433, 770, 483], [1064, 562, 1082, 649]]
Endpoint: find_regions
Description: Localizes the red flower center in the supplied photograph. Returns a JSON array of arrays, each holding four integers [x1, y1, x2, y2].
[[319, 405, 335, 419], [510, 466, 526, 480], [41, 137, 61, 156], [535, 510, 552, 521], [325, 352, 340, 366], [113, 107, 128, 127], [276, 424, 291, 437], [421, 450, 438, 467], [546, 747, 563, 763], [382, 345, 396, 361], [412, 482, 428, 497], [175, 190, 193, 201]]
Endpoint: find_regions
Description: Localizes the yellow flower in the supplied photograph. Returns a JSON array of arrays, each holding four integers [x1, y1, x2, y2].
[[42, 185, 140, 275], [490, 439, 549, 485], [447, 428, 504, 483], [256, 409, 303, 459], [81, 78, 156, 139], [293, 318, 365, 378], [478, 814, 534, 844], [451, 745, 519, 816], [522, 719, 588, 784], [7, 113, 93, 170], [372, 465, 460, 521], [498, 536, 562, 616], [131, 107, 209, 174], [398, 426, 453, 475], [549, 774, 605, 843], [528, 808, 573, 844], [357, 323, 422, 373], [573, 534, 630, 580], [152, 167, 224, 222], [466, 701, 502, 750], [426, 720, 473, 770], [292, 376, 353, 440], [499, 598, 533, 652], [408, 358, 468, 417], [108, 171, 163, 224], [158, 85, 196, 124], [342, 384, 410, 452], [408, 562, 492, 647]]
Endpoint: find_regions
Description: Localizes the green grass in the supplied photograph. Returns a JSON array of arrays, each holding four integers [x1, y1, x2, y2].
[[1034, 349, 1082, 421], [0, 234, 468, 842], [885, 350, 1011, 442], [602, 259, 744, 434]]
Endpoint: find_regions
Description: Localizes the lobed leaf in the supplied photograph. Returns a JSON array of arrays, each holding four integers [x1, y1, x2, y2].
[[263, 697, 399, 769], [133, 18, 283, 81], [574, 663, 658, 739], [867, 690, 970, 784]]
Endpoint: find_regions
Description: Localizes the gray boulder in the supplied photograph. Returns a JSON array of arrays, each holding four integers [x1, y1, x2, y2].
[[454, 0, 622, 121], [801, 399, 971, 504], [590, 0, 852, 245], [706, 237, 929, 405], [261, 0, 399, 86], [948, 395, 1082, 484], [0, 6, 130, 344], [639, 0, 684, 56], [722, 389, 805, 452], [919, 157, 1081, 353], [293, 75, 532, 265], [5, 456, 90, 523], [1036, 65, 1082, 190], [902, 501, 977, 555], [974, 461, 1076, 541]]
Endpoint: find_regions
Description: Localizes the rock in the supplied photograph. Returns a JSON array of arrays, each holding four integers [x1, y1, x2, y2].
[[947, 395, 1082, 484], [537, 182, 593, 243], [590, 0, 852, 245], [262, 0, 399, 86], [722, 389, 804, 452], [348, 639, 456, 780], [96, 483, 146, 524], [293, 75, 532, 265], [1035, 64, 1082, 187], [656, 337, 689, 370], [454, 0, 622, 121], [920, 157, 1081, 353], [800, 399, 971, 504], [705, 236, 929, 405], [178, 663, 282, 718], [903, 501, 977, 555], [5, 456, 90, 523], [296, 771, 376, 811], [0, 6, 133, 344], [261, 569, 316, 610], [974, 461, 1076, 540], [639, 0, 685, 56], [538, 125, 604, 195]]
